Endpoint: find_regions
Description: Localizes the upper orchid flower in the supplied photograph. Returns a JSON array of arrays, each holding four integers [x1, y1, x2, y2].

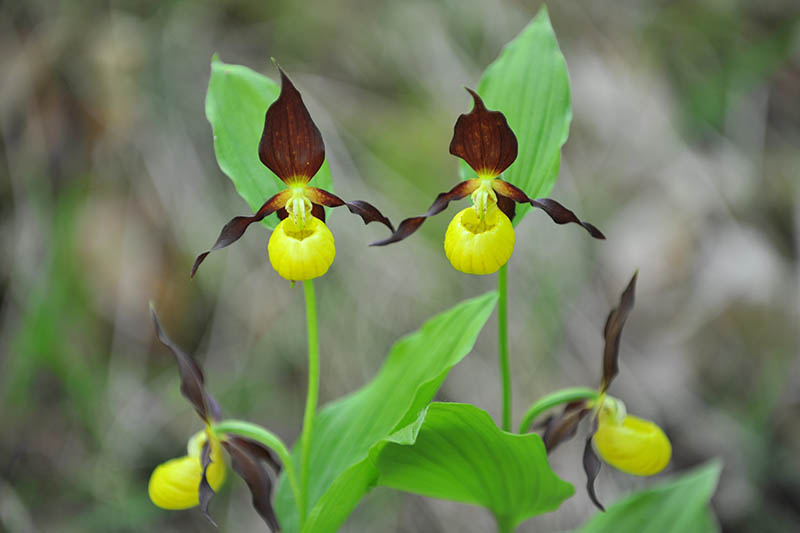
[[525, 273, 671, 510], [148, 306, 283, 530], [372, 89, 604, 274], [191, 68, 393, 281]]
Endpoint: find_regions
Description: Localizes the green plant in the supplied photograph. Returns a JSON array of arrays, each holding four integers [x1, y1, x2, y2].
[[145, 5, 722, 532]]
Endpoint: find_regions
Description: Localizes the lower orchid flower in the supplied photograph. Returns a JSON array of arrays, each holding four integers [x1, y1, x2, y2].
[[148, 429, 226, 510], [148, 305, 283, 531], [519, 272, 672, 510], [372, 88, 604, 273]]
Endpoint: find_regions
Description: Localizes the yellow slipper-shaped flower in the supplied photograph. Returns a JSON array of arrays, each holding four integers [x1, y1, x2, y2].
[[593, 413, 672, 476], [268, 215, 336, 281], [148, 430, 226, 510], [444, 204, 514, 275]]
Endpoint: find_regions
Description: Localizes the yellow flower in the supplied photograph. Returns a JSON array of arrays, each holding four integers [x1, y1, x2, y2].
[[191, 68, 392, 280], [148, 430, 226, 510], [593, 410, 671, 476], [444, 204, 514, 274], [268, 215, 336, 281], [371, 88, 604, 261]]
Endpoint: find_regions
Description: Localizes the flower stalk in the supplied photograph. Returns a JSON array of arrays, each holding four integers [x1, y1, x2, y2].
[[497, 264, 512, 432], [517, 387, 601, 434], [299, 279, 320, 525], [211, 419, 300, 514]]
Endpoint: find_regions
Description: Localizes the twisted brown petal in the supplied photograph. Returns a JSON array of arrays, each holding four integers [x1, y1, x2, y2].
[[304, 187, 394, 232], [223, 438, 280, 532], [583, 435, 605, 511], [541, 400, 591, 452], [191, 189, 291, 278], [370, 179, 479, 246], [149, 305, 221, 422], [227, 436, 282, 474], [449, 88, 518, 176], [258, 68, 325, 184], [600, 271, 638, 392], [198, 441, 217, 526], [491, 178, 530, 204], [529, 198, 606, 240]]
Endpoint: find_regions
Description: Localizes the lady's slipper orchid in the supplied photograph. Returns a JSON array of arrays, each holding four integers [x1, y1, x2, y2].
[[528, 273, 672, 510], [372, 89, 604, 274], [148, 429, 226, 510], [149, 306, 282, 530], [191, 68, 393, 281]]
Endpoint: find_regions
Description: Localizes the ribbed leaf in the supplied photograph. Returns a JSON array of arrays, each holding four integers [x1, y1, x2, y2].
[[205, 55, 333, 229], [273, 292, 498, 532], [375, 403, 575, 530]]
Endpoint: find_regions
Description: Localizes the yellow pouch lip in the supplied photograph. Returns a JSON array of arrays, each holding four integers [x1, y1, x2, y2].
[[444, 205, 515, 275], [593, 414, 672, 476], [148, 430, 226, 510], [268, 216, 336, 281]]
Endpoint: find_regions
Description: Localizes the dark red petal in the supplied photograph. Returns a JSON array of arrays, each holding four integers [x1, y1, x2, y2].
[[370, 179, 479, 246], [227, 436, 282, 474], [191, 189, 291, 279], [258, 68, 325, 184], [583, 435, 605, 511], [496, 194, 516, 221], [276, 207, 289, 220], [305, 187, 394, 232], [150, 306, 221, 422], [540, 401, 591, 452], [198, 441, 218, 526], [449, 88, 518, 176], [600, 271, 637, 392], [311, 202, 326, 222], [529, 198, 606, 240], [492, 178, 530, 204], [222, 439, 280, 532], [369, 217, 426, 247]]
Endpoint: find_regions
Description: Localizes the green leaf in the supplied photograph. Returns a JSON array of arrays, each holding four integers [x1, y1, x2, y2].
[[205, 55, 333, 229], [576, 461, 722, 533], [274, 291, 499, 532], [466, 6, 571, 225], [375, 402, 575, 530]]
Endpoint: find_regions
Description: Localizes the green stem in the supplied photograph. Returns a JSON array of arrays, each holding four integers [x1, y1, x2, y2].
[[517, 386, 600, 434], [212, 419, 300, 514], [496, 516, 514, 533], [299, 280, 319, 526], [497, 264, 512, 432]]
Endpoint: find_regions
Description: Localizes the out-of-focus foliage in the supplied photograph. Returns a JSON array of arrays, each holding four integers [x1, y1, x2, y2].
[[1, 0, 799, 531], [576, 461, 721, 533]]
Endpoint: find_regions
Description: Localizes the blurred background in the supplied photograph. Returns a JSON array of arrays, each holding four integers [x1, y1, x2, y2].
[[1, 0, 798, 531]]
